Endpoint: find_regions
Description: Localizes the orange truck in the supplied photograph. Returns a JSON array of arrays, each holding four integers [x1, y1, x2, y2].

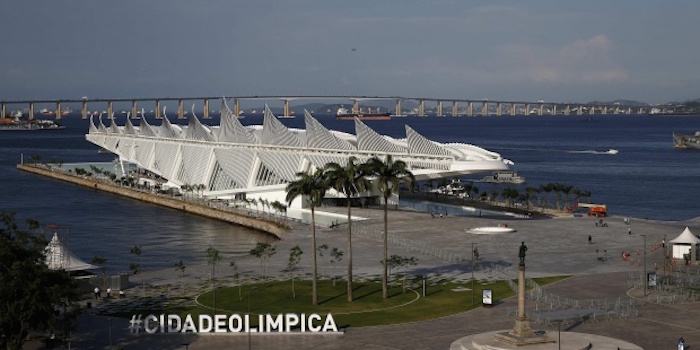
[[587, 206, 607, 217], [576, 203, 608, 217]]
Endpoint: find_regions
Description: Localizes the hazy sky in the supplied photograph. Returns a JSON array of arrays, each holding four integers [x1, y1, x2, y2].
[[2, 1, 699, 105]]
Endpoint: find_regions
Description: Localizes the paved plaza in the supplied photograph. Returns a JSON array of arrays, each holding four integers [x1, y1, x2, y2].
[[42, 206, 700, 349]]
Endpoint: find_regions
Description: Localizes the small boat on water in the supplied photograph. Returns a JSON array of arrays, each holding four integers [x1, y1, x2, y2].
[[0, 118, 65, 131], [336, 107, 391, 121], [476, 171, 526, 184], [673, 132, 700, 150]]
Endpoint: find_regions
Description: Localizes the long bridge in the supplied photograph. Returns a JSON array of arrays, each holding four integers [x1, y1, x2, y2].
[[0, 95, 668, 120]]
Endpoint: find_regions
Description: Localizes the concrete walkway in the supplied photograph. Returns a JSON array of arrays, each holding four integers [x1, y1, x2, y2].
[[34, 207, 700, 349]]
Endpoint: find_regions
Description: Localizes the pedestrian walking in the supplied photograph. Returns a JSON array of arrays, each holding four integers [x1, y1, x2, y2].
[[588, 235, 592, 244], [628, 228, 632, 235], [678, 336, 685, 350], [119, 290, 124, 299], [94, 287, 100, 300], [106, 288, 111, 299]]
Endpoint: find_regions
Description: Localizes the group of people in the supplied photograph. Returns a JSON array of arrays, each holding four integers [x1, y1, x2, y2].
[[93, 287, 124, 299]]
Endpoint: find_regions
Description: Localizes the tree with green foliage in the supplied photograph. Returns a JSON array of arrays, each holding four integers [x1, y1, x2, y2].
[[386, 255, 418, 293], [0, 211, 80, 350], [130, 245, 144, 295], [329, 247, 344, 286], [285, 168, 328, 305], [174, 260, 186, 295], [229, 259, 242, 301], [249, 242, 276, 278], [363, 155, 415, 299], [91, 255, 107, 290], [287, 245, 303, 298], [29, 154, 41, 165], [325, 156, 369, 302], [206, 246, 221, 313]]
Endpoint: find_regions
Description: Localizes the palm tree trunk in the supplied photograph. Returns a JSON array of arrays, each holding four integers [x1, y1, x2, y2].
[[347, 198, 353, 302], [311, 207, 318, 306], [382, 197, 389, 299]]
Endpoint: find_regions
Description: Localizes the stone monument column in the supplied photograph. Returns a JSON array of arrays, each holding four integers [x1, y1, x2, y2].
[[492, 241, 552, 346], [510, 264, 535, 337]]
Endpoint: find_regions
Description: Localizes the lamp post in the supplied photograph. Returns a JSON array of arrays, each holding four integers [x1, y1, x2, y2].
[[641, 234, 647, 296], [663, 234, 667, 288], [471, 243, 476, 307], [557, 320, 562, 350]]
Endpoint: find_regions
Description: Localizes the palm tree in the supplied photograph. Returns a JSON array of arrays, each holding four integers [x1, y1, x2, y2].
[[560, 184, 573, 210], [285, 168, 329, 306], [324, 156, 370, 302], [540, 183, 555, 210], [130, 245, 144, 296], [363, 155, 415, 299], [524, 186, 537, 211]]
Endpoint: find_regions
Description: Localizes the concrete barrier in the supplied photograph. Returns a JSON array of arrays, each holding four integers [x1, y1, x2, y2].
[[17, 164, 288, 239]]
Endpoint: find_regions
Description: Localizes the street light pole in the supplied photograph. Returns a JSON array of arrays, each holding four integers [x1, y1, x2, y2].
[[642, 234, 647, 296], [663, 234, 667, 288], [558, 320, 561, 350], [471, 243, 475, 307]]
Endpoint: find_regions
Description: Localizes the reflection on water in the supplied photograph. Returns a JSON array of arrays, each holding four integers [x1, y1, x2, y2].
[[399, 199, 524, 218], [286, 208, 367, 227]]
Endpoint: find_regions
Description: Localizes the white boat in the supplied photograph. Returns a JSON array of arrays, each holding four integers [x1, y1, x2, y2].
[[673, 132, 700, 150], [477, 171, 525, 184]]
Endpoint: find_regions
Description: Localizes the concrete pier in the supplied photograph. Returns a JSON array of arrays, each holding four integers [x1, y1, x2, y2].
[[16, 164, 287, 238], [283, 99, 290, 117], [131, 101, 138, 119], [177, 99, 184, 119], [82, 100, 88, 119], [155, 100, 162, 119]]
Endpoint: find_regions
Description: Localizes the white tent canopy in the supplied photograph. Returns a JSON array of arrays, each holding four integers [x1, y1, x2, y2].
[[669, 227, 700, 260], [669, 227, 700, 244], [44, 233, 97, 271]]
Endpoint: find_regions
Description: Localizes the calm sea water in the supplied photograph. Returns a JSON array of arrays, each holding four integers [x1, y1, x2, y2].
[[1, 113, 699, 273]]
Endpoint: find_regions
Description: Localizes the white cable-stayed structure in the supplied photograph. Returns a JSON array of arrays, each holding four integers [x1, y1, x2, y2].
[[85, 99, 512, 209]]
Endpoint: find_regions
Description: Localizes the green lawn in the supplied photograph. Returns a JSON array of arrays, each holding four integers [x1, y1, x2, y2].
[[103, 276, 569, 328]]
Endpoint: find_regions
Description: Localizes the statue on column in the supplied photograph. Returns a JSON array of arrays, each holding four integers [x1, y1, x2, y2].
[[519, 241, 527, 266]]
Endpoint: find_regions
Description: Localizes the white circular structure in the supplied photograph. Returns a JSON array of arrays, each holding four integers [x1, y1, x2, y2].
[[467, 227, 516, 234]]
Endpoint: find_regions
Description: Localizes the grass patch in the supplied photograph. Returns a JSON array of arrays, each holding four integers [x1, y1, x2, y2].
[[532, 276, 570, 285], [103, 278, 514, 327], [100, 276, 568, 327]]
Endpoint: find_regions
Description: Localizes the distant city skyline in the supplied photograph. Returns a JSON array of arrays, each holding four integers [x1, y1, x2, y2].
[[2, 1, 699, 105]]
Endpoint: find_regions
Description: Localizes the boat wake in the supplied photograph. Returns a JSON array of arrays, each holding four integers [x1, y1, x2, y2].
[[498, 147, 619, 155], [567, 149, 619, 155]]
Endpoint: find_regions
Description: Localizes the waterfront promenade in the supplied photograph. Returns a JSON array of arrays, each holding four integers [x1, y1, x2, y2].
[[16, 163, 288, 238], [18, 162, 700, 349], [48, 206, 699, 350]]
